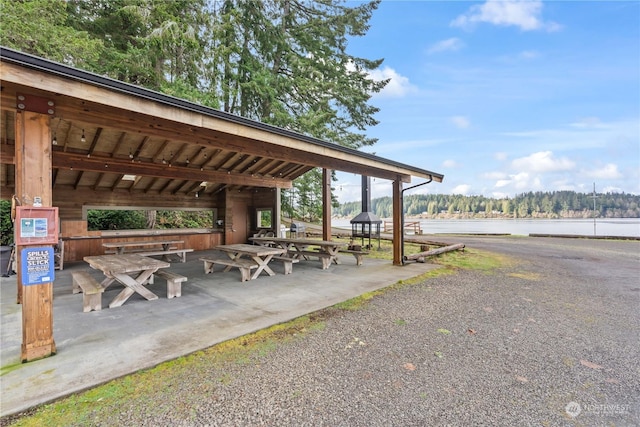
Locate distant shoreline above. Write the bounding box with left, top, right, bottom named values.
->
left=332, top=213, right=640, bottom=221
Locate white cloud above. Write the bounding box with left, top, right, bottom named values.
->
left=494, top=152, right=508, bottom=161
left=550, top=179, right=578, bottom=192
left=482, top=171, right=508, bottom=180
left=499, top=118, right=638, bottom=152
left=442, top=159, right=460, bottom=168
left=511, top=151, right=575, bottom=173
left=518, top=50, right=540, bottom=60
left=585, top=163, right=623, bottom=180
left=602, top=186, right=624, bottom=194
left=491, top=191, right=510, bottom=199
left=368, top=66, right=417, bottom=98
left=451, top=0, right=561, bottom=32
left=492, top=172, right=531, bottom=190
left=452, top=184, right=472, bottom=195
left=570, top=117, right=603, bottom=129
left=495, top=179, right=511, bottom=188
left=450, top=115, right=470, bottom=129
left=427, top=37, right=464, bottom=54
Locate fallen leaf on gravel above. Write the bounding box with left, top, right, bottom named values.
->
left=516, top=376, right=528, bottom=383
left=483, top=307, right=494, bottom=313
left=404, top=363, right=416, bottom=371
left=467, top=329, right=476, bottom=335
left=513, top=328, right=521, bottom=334
left=434, top=351, right=443, bottom=358
left=580, top=359, right=603, bottom=370
left=437, top=328, right=452, bottom=335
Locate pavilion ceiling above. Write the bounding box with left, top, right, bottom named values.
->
left=0, top=108, right=314, bottom=198
left=0, top=110, right=312, bottom=195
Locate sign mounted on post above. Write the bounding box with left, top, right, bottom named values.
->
left=21, top=247, right=55, bottom=285
left=15, top=207, right=58, bottom=245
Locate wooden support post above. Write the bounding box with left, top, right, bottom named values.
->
left=322, top=168, right=332, bottom=241
left=392, top=178, right=403, bottom=265
left=15, top=103, right=57, bottom=361
left=275, top=188, right=282, bottom=238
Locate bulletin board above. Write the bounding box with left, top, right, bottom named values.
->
left=14, top=207, right=59, bottom=245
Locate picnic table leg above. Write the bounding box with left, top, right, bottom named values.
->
left=223, top=253, right=240, bottom=272
left=250, top=255, right=276, bottom=279
left=108, top=271, right=159, bottom=308
left=325, top=248, right=341, bottom=265
left=161, top=243, right=172, bottom=262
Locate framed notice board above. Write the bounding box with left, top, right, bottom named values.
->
left=15, top=207, right=59, bottom=245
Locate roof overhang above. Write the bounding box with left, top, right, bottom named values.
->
left=1, top=47, right=443, bottom=196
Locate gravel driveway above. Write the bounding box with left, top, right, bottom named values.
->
left=7, top=236, right=640, bottom=426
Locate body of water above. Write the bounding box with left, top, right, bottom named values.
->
left=331, top=218, right=640, bottom=237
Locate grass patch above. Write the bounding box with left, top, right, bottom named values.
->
left=508, top=271, right=541, bottom=281
left=333, top=289, right=384, bottom=311
left=430, top=247, right=509, bottom=272
left=0, top=362, right=23, bottom=377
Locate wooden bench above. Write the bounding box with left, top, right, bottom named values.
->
left=200, top=257, right=259, bottom=282
left=139, top=248, right=194, bottom=263
left=271, top=256, right=300, bottom=274
left=71, top=271, right=105, bottom=312
left=104, top=246, right=178, bottom=255
left=153, top=270, right=187, bottom=298
left=289, top=250, right=333, bottom=270
left=339, top=249, right=369, bottom=266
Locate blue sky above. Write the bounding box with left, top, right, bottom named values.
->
left=334, top=0, right=640, bottom=203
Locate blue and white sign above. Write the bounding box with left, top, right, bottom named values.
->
left=21, top=247, right=55, bottom=286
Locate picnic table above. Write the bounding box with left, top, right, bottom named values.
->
left=102, top=240, right=193, bottom=262
left=82, top=254, right=171, bottom=308
left=200, top=244, right=286, bottom=282
left=250, top=237, right=347, bottom=269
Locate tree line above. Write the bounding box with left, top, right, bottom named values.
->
left=334, top=191, right=640, bottom=219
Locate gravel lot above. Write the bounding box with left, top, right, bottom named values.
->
left=6, top=236, right=640, bottom=426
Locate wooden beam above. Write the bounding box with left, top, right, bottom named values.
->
left=322, top=168, right=332, bottom=241
left=392, top=179, right=403, bottom=266
left=52, top=152, right=292, bottom=188
left=85, top=127, right=102, bottom=156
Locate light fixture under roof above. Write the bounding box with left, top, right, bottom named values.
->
left=122, top=174, right=137, bottom=181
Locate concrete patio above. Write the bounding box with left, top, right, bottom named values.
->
left=0, top=249, right=436, bottom=417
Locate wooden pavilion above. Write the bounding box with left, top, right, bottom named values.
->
left=0, top=47, right=443, bottom=361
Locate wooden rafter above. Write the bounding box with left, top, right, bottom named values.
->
left=85, top=127, right=103, bottom=156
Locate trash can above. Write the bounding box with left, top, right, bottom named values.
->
left=280, top=224, right=288, bottom=238
left=290, top=223, right=306, bottom=238
left=0, top=245, right=12, bottom=277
